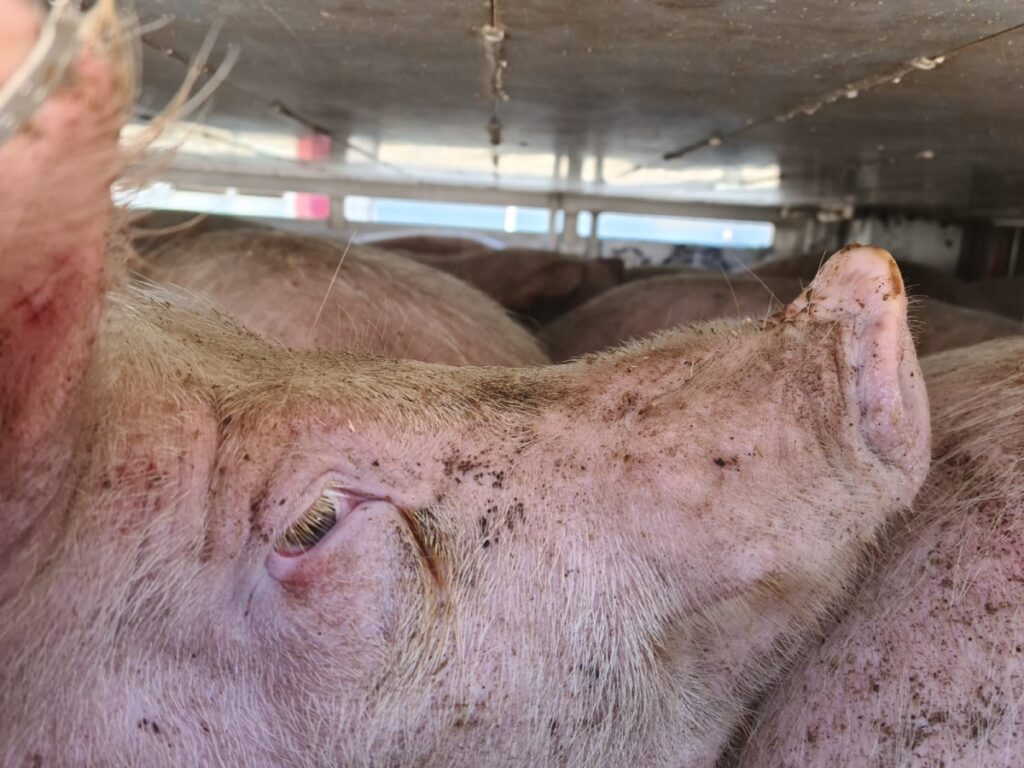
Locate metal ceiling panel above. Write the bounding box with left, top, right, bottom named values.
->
left=134, top=0, right=1024, bottom=215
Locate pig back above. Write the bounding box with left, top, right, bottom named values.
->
left=407, top=248, right=625, bottom=325
left=541, top=274, right=803, bottom=361
left=966, top=276, right=1024, bottom=322
left=910, top=296, right=1024, bottom=357
left=754, top=252, right=975, bottom=306
left=622, top=264, right=708, bottom=282
left=365, top=233, right=494, bottom=257
left=131, top=210, right=271, bottom=254
left=136, top=228, right=549, bottom=366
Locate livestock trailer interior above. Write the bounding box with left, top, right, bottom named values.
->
left=124, top=0, right=1024, bottom=285
left=3, top=2, right=1024, bottom=765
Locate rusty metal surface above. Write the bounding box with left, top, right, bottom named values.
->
left=133, top=0, right=1024, bottom=215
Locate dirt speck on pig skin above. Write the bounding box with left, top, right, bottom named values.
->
left=739, top=337, right=1024, bottom=768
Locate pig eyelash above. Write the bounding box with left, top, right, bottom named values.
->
left=273, top=487, right=348, bottom=557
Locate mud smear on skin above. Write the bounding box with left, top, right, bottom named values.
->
left=398, top=506, right=445, bottom=591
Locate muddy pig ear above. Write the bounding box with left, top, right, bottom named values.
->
left=782, top=245, right=930, bottom=472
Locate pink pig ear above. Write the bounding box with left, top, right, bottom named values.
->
left=0, top=0, right=128, bottom=554
left=782, top=245, right=930, bottom=471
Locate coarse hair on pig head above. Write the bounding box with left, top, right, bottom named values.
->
left=0, top=3, right=930, bottom=767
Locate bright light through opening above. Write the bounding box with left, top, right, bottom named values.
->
left=344, top=197, right=551, bottom=234
left=596, top=212, right=773, bottom=248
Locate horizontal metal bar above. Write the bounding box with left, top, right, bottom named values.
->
left=153, top=157, right=802, bottom=224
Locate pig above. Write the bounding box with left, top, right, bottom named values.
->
left=966, top=275, right=1024, bottom=322
left=542, top=276, right=1023, bottom=363
left=366, top=233, right=497, bottom=257
left=540, top=275, right=805, bottom=362
left=910, top=297, right=1023, bottom=357
left=754, top=252, right=977, bottom=307
left=131, top=208, right=272, bottom=252
left=1, top=3, right=930, bottom=767
left=136, top=228, right=550, bottom=366
left=405, top=247, right=625, bottom=325
left=623, top=264, right=708, bottom=282
left=736, top=336, right=1024, bottom=767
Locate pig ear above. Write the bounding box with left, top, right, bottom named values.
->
left=0, top=0, right=128, bottom=553
left=781, top=245, right=929, bottom=468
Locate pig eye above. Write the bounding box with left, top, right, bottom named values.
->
left=274, top=488, right=346, bottom=557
